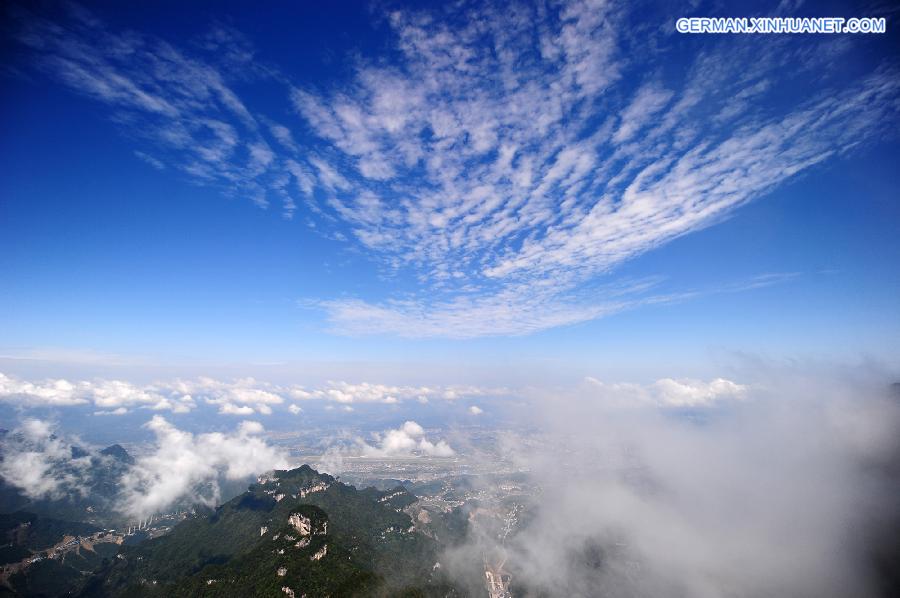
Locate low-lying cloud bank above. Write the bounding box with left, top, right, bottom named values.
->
left=0, top=416, right=288, bottom=520
left=446, top=368, right=900, bottom=597
left=0, top=372, right=195, bottom=412
left=584, top=376, right=747, bottom=408
left=0, top=372, right=503, bottom=416
left=1, top=370, right=742, bottom=417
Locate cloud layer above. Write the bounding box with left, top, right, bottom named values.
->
left=0, top=372, right=195, bottom=413
left=3, top=370, right=747, bottom=416
left=0, top=372, right=500, bottom=415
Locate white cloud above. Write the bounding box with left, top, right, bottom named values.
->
left=0, top=372, right=280, bottom=416
left=289, top=5, right=898, bottom=337
left=612, top=82, right=673, bottom=143
left=469, top=405, right=484, bottom=415
left=120, top=416, right=289, bottom=518
left=359, top=421, right=455, bottom=457
left=0, top=372, right=502, bottom=414
left=12, top=5, right=297, bottom=218
left=649, top=377, right=747, bottom=408
left=290, top=380, right=502, bottom=405
left=179, top=377, right=282, bottom=402
left=219, top=403, right=255, bottom=415
left=584, top=376, right=747, bottom=408
left=157, top=376, right=283, bottom=415
left=0, top=415, right=289, bottom=520
left=0, top=372, right=195, bottom=413
left=12, top=3, right=899, bottom=336
left=0, top=419, right=92, bottom=500
left=94, top=407, right=128, bottom=416
left=0, top=372, right=88, bottom=406
left=0, top=371, right=748, bottom=415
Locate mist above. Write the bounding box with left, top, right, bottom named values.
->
left=443, top=365, right=900, bottom=597
left=2, top=363, right=898, bottom=595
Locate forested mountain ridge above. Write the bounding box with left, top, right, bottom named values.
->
left=79, top=465, right=461, bottom=597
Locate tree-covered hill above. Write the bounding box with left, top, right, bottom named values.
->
left=80, top=465, right=462, bottom=597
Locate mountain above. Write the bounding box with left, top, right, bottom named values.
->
left=0, top=445, right=134, bottom=527
left=0, top=511, right=120, bottom=597
left=0, top=442, right=136, bottom=597
left=79, top=465, right=461, bottom=597
left=98, top=445, right=134, bottom=466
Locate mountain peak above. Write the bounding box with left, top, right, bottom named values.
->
left=100, top=444, right=134, bottom=465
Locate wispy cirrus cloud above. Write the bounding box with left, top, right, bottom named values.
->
left=294, top=2, right=898, bottom=335
left=11, top=1, right=899, bottom=337
left=10, top=4, right=303, bottom=218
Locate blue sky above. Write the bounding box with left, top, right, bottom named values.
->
left=1, top=1, right=899, bottom=433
